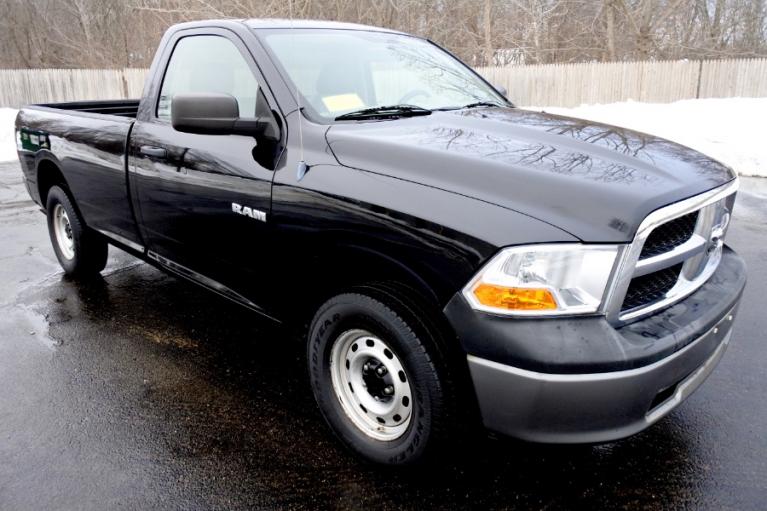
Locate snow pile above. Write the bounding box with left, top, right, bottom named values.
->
left=531, top=98, right=767, bottom=178
left=0, top=108, right=18, bottom=162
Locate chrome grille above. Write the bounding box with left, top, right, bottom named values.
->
left=639, top=211, right=698, bottom=259
left=621, top=263, right=683, bottom=312
left=604, top=180, right=738, bottom=324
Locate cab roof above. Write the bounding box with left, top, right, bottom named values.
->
left=243, top=18, right=407, bottom=35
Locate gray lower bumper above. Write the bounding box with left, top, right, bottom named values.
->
left=468, top=303, right=738, bottom=443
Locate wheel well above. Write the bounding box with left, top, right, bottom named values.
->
left=37, top=159, right=68, bottom=209
left=294, top=249, right=469, bottom=366
left=302, top=250, right=445, bottom=319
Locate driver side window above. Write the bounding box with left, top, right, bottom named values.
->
left=157, top=35, right=260, bottom=121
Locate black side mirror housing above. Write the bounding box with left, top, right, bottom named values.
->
left=171, top=92, right=278, bottom=140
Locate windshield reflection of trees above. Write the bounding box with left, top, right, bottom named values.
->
left=384, top=40, right=493, bottom=104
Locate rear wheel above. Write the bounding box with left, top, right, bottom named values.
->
left=46, top=186, right=108, bottom=277
left=308, top=291, right=456, bottom=465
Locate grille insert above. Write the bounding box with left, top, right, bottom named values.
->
left=640, top=212, right=698, bottom=259
left=622, top=263, right=683, bottom=312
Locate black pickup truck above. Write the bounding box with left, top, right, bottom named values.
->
left=15, top=19, right=746, bottom=465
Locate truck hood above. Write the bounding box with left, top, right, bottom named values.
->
left=325, top=107, right=735, bottom=242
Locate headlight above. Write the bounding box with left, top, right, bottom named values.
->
left=463, top=244, right=622, bottom=316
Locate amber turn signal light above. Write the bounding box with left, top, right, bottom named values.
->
left=473, top=283, right=558, bottom=311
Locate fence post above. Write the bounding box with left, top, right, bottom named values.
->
left=121, top=69, right=131, bottom=99
left=695, top=60, right=703, bottom=99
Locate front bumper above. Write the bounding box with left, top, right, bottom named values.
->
left=445, top=247, right=746, bottom=443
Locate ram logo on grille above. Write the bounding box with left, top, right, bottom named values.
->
left=708, top=211, right=730, bottom=255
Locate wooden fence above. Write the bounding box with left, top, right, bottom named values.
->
left=1, top=58, right=766, bottom=108
left=0, top=68, right=147, bottom=108
left=478, top=58, right=767, bottom=107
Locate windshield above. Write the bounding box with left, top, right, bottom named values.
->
left=259, top=29, right=509, bottom=122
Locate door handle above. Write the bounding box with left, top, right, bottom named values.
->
left=139, top=145, right=167, bottom=158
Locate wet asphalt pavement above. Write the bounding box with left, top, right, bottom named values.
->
left=0, top=159, right=765, bottom=510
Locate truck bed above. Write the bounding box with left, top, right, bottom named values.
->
left=35, top=99, right=140, bottom=118
left=16, top=102, right=142, bottom=248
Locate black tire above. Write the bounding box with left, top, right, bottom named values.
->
left=307, top=290, right=455, bottom=465
left=46, top=185, right=108, bottom=277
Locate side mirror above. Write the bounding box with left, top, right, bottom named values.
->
left=171, top=92, right=277, bottom=139
left=494, top=84, right=508, bottom=98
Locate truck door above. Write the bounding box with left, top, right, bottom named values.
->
left=128, top=29, right=281, bottom=313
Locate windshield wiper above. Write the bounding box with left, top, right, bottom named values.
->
left=335, top=104, right=432, bottom=121
left=433, top=101, right=506, bottom=112
left=461, top=101, right=504, bottom=109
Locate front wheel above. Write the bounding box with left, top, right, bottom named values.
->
left=46, top=185, right=108, bottom=277
left=307, top=291, right=455, bottom=465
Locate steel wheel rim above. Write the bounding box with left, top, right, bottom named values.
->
left=52, top=204, right=75, bottom=260
left=330, top=329, right=413, bottom=441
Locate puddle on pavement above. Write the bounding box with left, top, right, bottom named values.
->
left=0, top=303, right=59, bottom=349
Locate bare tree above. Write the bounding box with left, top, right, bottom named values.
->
left=0, top=0, right=765, bottom=68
